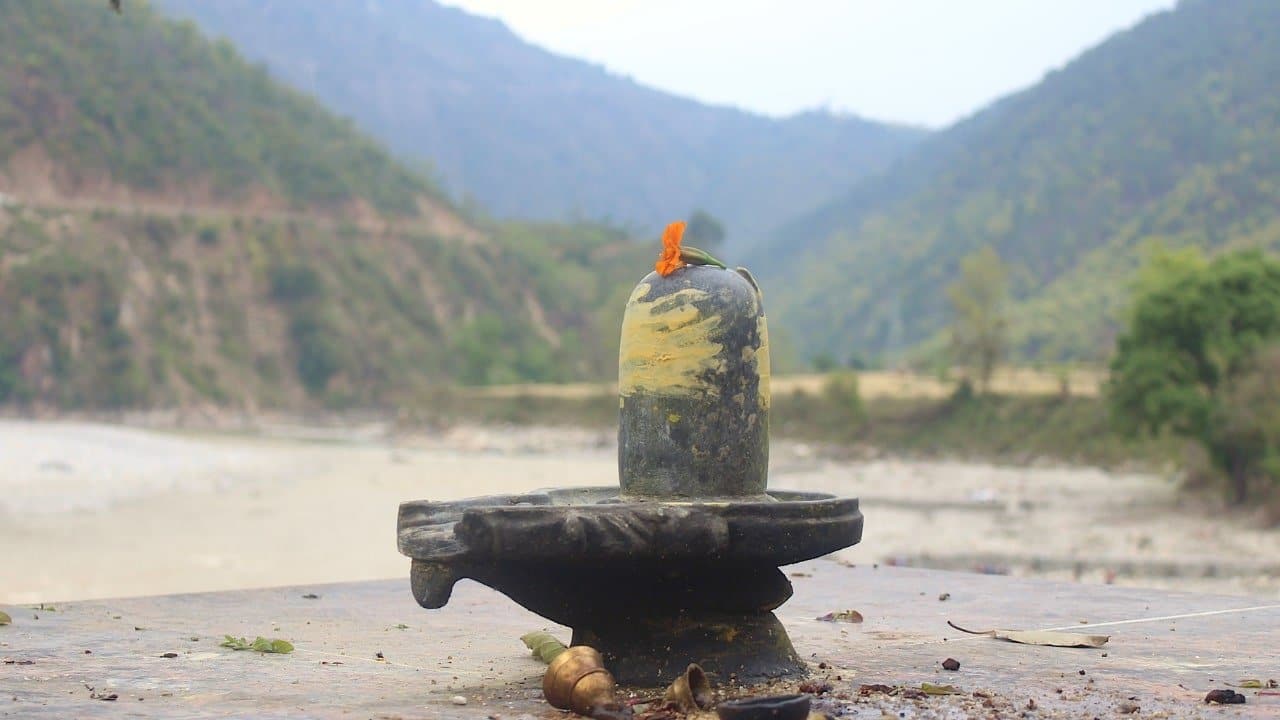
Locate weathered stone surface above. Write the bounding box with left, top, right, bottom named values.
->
left=397, top=488, right=862, bottom=566
left=4, top=562, right=1278, bottom=719
left=618, top=265, right=770, bottom=499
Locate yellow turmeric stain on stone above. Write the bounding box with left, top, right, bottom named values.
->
left=756, top=314, right=771, bottom=409
left=618, top=283, right=726, bottom=398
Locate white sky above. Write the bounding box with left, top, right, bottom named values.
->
left=444, top=0, right=1177, bottom=128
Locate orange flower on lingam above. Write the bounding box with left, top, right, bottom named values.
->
left=655, top=221, right=687, bottom=276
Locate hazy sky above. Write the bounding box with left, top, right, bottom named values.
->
left=445, top=0, right=1177, bottom=128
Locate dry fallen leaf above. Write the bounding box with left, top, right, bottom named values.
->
left=817, top=610, right=864, bottom=623
left=995, top=630, right=1110, bottom=647
left=947, top=621, right=1109, bottom=648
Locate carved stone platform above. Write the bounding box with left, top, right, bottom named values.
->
left=397, top=487, right=863, bottom=684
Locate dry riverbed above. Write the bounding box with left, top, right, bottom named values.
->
left=1, top=419, right=1277, bottom=604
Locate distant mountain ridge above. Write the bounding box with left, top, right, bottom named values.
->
left=755, top=0, right=1280, bottom=364
left=155, top=0, right=927, bottom=249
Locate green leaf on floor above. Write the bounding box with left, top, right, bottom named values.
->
left=220, top=635, right=293, bottom=654
left=520, top=630, right=567, bottom=664
left=220, top=635, right=251, bottom=650
left=0, top=611, right=11, bottom=626
left=253, top=638, right=294, bottom=654
left=921, top=683, right=962, bottom=695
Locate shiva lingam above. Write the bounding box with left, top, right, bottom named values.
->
left=397, top=222, right=863, bottom=686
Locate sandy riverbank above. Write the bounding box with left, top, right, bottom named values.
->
left=1, top=419, right=1277, bottom=605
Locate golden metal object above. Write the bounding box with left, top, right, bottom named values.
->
left=543, top=646, right=618, bottom=715
left=663, top=662, right=712, bottom=712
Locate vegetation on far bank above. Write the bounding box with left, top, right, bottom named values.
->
left=435, top=379, right=1179, bottom=472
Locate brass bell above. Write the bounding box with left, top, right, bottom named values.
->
left=543, top=646, right=619, bottom=715
left=663, top=663, right=712, bottom=712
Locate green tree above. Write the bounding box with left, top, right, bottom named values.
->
left=1210, top=345, right=1280, bottom=503
left=1107, top=248, right=1280, bottom=504
left=947, top=245, right=1008, bottom=393
left=289, top=307, right=344, bottom=395
left=820, top=370, right=865, bottom=426
left=451, top=314, right=510, bottom=386
left=845, top=353, right=872, bottom=371
left=685, top=210, right=726, bottom=252
left=810, top=352, right=838, bottom=373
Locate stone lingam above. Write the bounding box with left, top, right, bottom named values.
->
left=396, top=223, right=863, bottom=687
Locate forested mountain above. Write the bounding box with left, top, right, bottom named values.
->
left=155, top=0, right=926, bottom=250
left=0, top=0, right=649, bottom=409
left=0, top=0, right=438, bottom=217
left=757, top=0, right=1280, bottom=364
